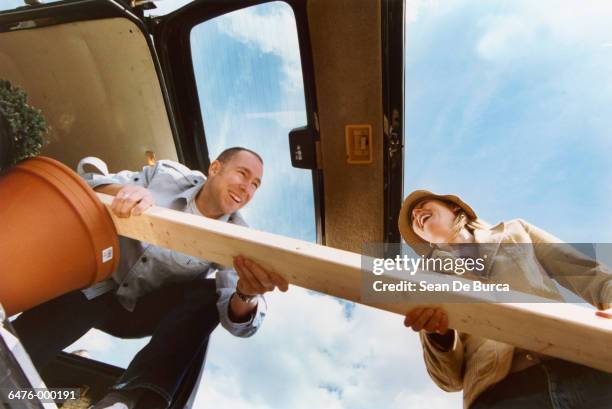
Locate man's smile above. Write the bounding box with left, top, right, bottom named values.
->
left=228, top=191, right=243, bottom=204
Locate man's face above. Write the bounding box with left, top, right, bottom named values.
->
left=207, top=150, right=263, bottom=215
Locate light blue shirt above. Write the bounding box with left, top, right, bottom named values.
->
left=78, top=157, right=266, bottom=338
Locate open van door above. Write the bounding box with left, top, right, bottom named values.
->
left=0, top=0, right=404, bottom=407
left=0, top=1, right=198, bottom=407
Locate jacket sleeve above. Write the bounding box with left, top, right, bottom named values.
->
left=419, top=330, right=465, bottom=392
left=213, top=212, right=268, bottom=337
left=519, top=219, right=612, bottom=310
left=215, top=266, right=267, bottom=337
left=77, top=156, right=158, bottom=190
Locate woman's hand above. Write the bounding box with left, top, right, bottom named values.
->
left=404, top=307, right=450, bottom=335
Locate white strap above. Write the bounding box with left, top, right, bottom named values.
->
left=77, top=156, right=109, bottom=176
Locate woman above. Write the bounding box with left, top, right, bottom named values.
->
left=398, top=190, right=612, bottom=409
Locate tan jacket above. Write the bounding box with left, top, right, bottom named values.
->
left=419, top=219, right=612, bottom=408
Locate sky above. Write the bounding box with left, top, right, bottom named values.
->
left=403, top=0, right=612, bottom=244
left=2, top=0, right=612, bottom=408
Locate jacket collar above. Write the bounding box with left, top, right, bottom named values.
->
left=176, top=175, right=206, bottom=203
left=473, top=221, right=506, bottom=277
left=473, top=220, right=506, bottom=243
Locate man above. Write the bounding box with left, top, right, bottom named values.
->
left=13, top=147, right=289, bottom=409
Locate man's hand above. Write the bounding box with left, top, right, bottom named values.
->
left=110, top=185, right=155, bottom=217
left=228, top=256, right=289, bottom=323
left=233, top=256, right=289, bottom=296
left=404, top=307, right=450, bottom=335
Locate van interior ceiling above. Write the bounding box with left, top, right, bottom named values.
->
left=0, top=17, right=177, bottom=171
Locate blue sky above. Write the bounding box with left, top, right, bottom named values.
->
left=3, top=1, right=612, bottom=408
left=403, top=0, right=612, bottom=244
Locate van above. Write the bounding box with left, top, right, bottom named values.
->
left=0, top=1, right=404, bottom=407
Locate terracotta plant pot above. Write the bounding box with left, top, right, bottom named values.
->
left=0, top=156, right=119, bottom=316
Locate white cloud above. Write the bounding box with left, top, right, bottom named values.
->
left=406, top=0, right=461, bottom=21
left=194, top=288, right=461, bottom=409
left=245, top=110, right=306, bottom=129
left=406, top=0, right=434, bottom=23
left=520, top=1, right=612, bottom=46
left=216, top=4, right=303, bottom=94
left=476, top=15, right=536, bottom=62
left=150, top=0, right=305, bottom=108
left=408, top=0, right=612, bottom=60
left=472, top=1, right=612, bottom=62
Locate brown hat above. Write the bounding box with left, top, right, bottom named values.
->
left=398, top=190, right=477, bottom=249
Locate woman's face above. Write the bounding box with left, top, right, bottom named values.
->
left=411, top=199, right=458, bottom=244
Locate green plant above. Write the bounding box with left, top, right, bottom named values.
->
left=0, top=79, right=48, bottom=172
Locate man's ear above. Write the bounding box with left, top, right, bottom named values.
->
left=208, top=160, right=222, bottom=177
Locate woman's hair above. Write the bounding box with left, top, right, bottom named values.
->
left=449, top=204, right=470, bottom=238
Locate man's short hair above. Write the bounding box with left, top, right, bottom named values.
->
left=215, top=147, right=263, bottom=165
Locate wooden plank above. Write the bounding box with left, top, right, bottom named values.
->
left=96, top=193, right=612, bottom=372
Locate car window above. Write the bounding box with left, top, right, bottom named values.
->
left=190, top=1, right=315, bottom=242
